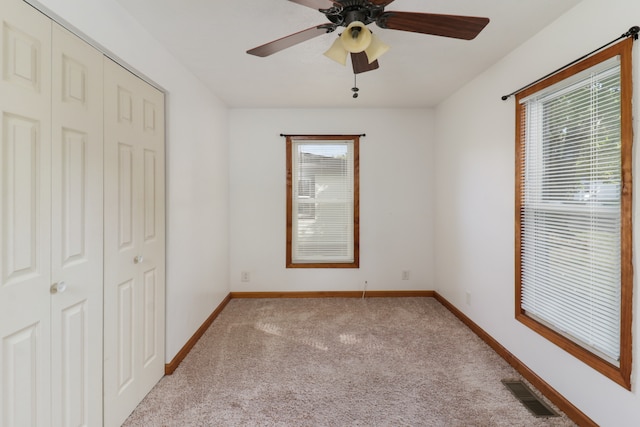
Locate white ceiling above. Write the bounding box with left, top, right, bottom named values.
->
left=114, top=0, right=581, bottom=108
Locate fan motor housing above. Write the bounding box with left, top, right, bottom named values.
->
left=322, top=0, right=385, bottom=27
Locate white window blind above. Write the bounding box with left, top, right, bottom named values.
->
left=291, top=140, right=354, bottom=263
left=519, top=56, right=622, bottom=363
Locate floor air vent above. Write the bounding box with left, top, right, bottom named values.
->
left=502, top=380, right=560, bottom=418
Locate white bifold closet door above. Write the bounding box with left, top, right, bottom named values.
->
left=0, top=2, right=52, bottom=424
left=1, top=0, right=104, bottom=425
left=50, top=22, right=104, bottom=427
left=103, top=57, right=165, bottom=427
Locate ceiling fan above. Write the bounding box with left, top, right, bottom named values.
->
left=247, top=0, right=490, bottom=74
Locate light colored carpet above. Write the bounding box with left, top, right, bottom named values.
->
left=123, top=297, right=576, bottom=426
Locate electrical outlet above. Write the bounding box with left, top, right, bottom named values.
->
left=241, top=271, right=250, bottom=282
left=466, top=291, right=471, bottom=305
left=401, top=270, right=410, bottom=280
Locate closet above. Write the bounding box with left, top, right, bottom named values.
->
left=0, top=0, right=165, bottom=425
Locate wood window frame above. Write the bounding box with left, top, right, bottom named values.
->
left=286, top=135, right=360, bottom=268
left=515, top=38, right=633, bottom=390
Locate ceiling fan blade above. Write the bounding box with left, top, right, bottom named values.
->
left=351, top=52, right=379, bottom=74
left=377, top=12, right=489, bottom=40
left=288, top=0, right=339, bottom=10
left=367, top=0, right=396, bottom=6
left=247, top=24, right=335, bottom=57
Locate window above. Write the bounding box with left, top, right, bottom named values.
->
left=286, top=135, right=360, bottom=268
left=515, top=39, right=633, bottom=389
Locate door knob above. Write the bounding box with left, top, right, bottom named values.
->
left=134, top=255, right=144, bottom=264
left=50, top=281, right=67, bottom=294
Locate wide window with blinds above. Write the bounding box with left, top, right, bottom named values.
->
left=515, top=39, right=633, bottom=389
left=286, top=135, right=360, bottom=268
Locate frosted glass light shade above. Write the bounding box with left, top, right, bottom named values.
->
left=324, top=37, right=348, bottom=65
left=364, top=33, right=390, bottom=63
left=340, top=21, right=372, bottom=53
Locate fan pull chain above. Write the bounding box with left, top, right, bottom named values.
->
left=352, top=74, right=359, bottom=98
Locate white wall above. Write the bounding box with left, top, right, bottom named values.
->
left=434, top=0, right=640, bottom=425
left=32, top=0, right=231, bottom=363
left=229, top=109, right=434, bottom=293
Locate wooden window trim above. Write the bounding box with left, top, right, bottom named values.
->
left=514, top=38, right=633, bottom=390
left=286, top=135, right=360, bottom=268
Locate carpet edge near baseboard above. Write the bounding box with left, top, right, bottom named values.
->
left=164, top=290, right=596, bottom=427
left=433, top=292, right=597, bottom=427
left=230, top=290, right=436, bottom=299
left=165, top=293, right=232, bottom=375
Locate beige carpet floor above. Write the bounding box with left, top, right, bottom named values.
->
left=123, top=297, right=576, bottom=426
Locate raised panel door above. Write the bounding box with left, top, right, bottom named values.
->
left=50, top=23, right=103, bottom=427
left=0, top=0, right=52, bottom=425
left=138, top=80, right=165, bottom=385
left=103, top=57, right=165, bottom=427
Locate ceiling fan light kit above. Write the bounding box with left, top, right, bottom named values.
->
left=247, top=0, right=490, bottom=95
left=323, top=21, right=390, bottom=66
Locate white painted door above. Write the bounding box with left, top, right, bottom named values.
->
left=103, top=57, right=165, bottom=427
left=50, top=23, right=104, bottom=427
left=0, top=0, right=52, bottom=425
